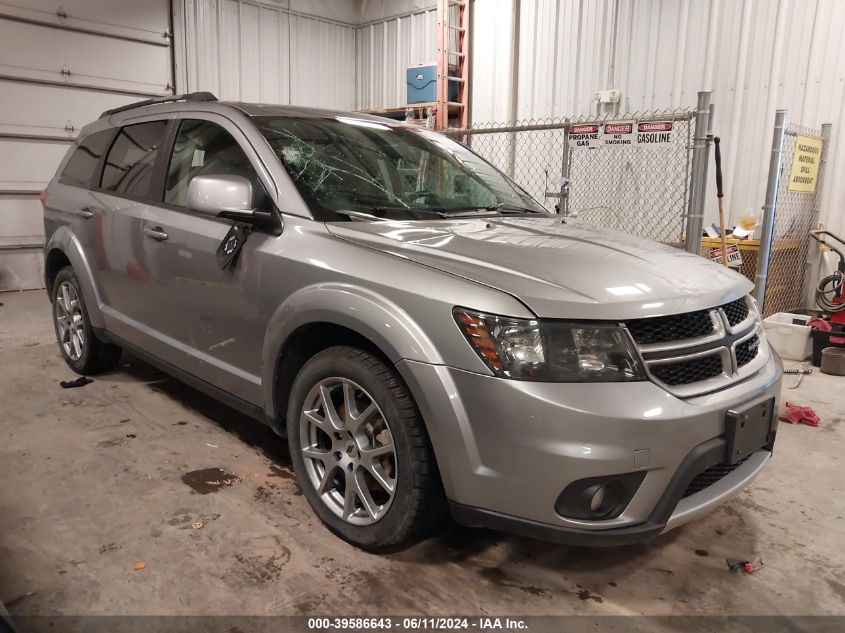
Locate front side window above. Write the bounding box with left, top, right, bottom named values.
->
left=59, top=129, right=114, bottom=188
left=165, top=119, right=269, bottom=210
left=252, top=116, right=546, bottom=221
left=101, top=121, right=168, bottom=196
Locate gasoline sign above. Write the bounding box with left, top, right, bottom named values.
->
left=602, top=122, right=635, bottom=147
left=708, top=244, right=743, bottom=269
left=788, top=135, right=823, bottom=193
left=637, top=121, right=673, bottom=146
left=569, top=124, right=600, bottom=149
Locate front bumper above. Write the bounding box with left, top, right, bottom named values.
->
left=396, top=353, right=782, bottom=545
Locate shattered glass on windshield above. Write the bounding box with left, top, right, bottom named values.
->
left=252, top=116, right=546, bottom=221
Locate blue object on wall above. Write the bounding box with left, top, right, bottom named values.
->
left=406, top=64, right=459, bottom=104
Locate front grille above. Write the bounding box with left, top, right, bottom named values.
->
left=682, top=455, right=751, bottom=498
left=650, top=354, right=724, bottom=386
left=735, top=335, right=760, bottom=367
left=722, top=298, right=749, bottom=327
left=625, top=309, right=714, bottom=345
left=625, top=295, right=759, bottom=394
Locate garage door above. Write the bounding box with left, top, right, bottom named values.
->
left=0, top=0, right=173, bottom=291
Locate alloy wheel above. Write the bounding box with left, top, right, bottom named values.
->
left=299, top=377, right=397, bottom=525
left=55, top=281, right=84, bottom=361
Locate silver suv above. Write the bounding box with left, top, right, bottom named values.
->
left=43, top=93, right=782, bottom=550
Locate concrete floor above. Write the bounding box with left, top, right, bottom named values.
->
left=1, top=288, right=844, bottom=618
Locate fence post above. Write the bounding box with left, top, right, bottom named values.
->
left=684, top=91, right=712, bottom=254
left=754, top=109, right=788, bottom=307
left=803, top=122, right=833, bottom=304
left=558, top=120, right=571, bottom=215
left=814, top=123, right=833, bottom=223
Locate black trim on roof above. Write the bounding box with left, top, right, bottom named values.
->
left=99, top=92, right=218, bottom=119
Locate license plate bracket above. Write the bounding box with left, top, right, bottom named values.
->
left=725, top=398, right=775, bottom=464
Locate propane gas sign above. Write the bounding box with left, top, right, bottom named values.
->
left=788, top=135, right=823, bottom=193
left=636, top=121, right=673, bottom=146
left=568, top=124, right=601, bottom=149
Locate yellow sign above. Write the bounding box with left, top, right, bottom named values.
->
left=788, top=135, right=823, bottom=193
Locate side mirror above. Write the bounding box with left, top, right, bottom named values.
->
left=187, top=174, right=256, bottom=222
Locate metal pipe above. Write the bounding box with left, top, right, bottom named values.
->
left=754, top=109, right=788, bottom=307
left=506, top=0, right=521, bottom=178
left=559, top=119, right=571, bottom=216
left=804, top=122, right=833, bottom=305
left=607, top=0, right=620, bottom=88
left=446, top=110, right=694, bottom=136
left=684, top=90, right=712, bottom=254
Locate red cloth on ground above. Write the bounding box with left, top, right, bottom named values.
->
left=778, top=402, right=820, bottom=427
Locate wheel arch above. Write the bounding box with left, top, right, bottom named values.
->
left=44, top=248, right=71, bottom=295
left=261, top=283, right=443, bottom=422
left=43, top=228, right=106, bottom=328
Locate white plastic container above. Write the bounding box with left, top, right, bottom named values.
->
left=763, top=312, right=813, bottom=360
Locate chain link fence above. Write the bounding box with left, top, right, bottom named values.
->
left=759, top=122, right=828, bottom=317
left=445, top=107, right=697, bottom=245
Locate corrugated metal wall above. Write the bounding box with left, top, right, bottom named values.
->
left=355, top=6, right=438, bottom=110
left=472, top=0, right=845, bottom=237
left=178, top=0, right=357, bottom=109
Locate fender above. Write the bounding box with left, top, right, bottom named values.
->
left=261, top=282, right=443, bottom=419
left=44, top=227, right=106, bottom=329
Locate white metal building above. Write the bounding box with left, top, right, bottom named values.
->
left=2, top=0, right=844, bottom=290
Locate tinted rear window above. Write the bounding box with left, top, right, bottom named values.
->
left=59, top=129, right=114, bottom=187
left=102, top=121, right=168, bottom=197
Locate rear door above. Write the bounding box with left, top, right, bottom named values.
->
left=134, top=115, right=276, bottom=404
left=90, top=119, right=171, bottom=344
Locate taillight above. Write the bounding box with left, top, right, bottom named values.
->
left=39, top=190, right=48, bottom=209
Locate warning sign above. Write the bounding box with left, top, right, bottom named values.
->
left=636, top=121, right=673, bottom=146
left=569, top=124, right=600, bottom=149
left=708, top=244, right=743, bottom=268
left=602, top=122, right=635, bottom=147
left=788, top=135, right=823, bottom=193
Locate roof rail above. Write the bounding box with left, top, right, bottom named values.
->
left=99, top=91, right=218, bottom=119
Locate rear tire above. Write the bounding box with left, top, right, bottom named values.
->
left=51, top=267, right=121, bottom=375
left=287, top=345, right=444, bottom=551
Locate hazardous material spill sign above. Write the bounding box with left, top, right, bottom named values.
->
left=788, top=135, right=823, bottom=193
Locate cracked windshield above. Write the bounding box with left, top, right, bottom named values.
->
left=253, top=116, right=546, bottom=221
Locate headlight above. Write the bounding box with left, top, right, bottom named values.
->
left=453, top=308, right=646, bottom=382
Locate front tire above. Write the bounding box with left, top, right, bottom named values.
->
left=287, top=346, right=444, bottom=551
left=51, top=267, right=121, bottom=374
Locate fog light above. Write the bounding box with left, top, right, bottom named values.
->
left=555, top=472, right=646, bottom=520
left=589, top=485, right=606, bottom=512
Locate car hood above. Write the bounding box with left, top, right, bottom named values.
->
left=327, top=216, right=753, bottom=319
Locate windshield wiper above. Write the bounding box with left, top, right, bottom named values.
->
left=418, top=204, right=544, bottom=216
left=486, top=203, right=546, bottom=214
left=334, top=207, right=448, bottom=221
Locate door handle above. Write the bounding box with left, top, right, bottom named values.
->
left=143, top=226, right=168, bottom=241
left=76, top=206, right=93, bottom=219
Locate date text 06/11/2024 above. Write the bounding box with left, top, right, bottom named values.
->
left=306, top=617, right=529, bottom=630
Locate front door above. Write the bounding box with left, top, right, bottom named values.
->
left=137, top=117, right=277, bottom=405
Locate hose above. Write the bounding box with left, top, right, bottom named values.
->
left=809, top=229, right=845, bottom=312
left=815, top=271, right=845, bottom=312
